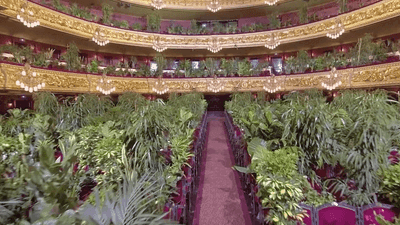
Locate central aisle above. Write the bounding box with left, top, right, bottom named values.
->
left=193, top=116, right=252, bottom=225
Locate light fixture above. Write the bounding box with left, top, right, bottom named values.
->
left=152, top=36, right=167, bottom=52
left=263, top=75, right=283, bottom=93
left=17, top=1, right=40, bottom=28
left=207, top=75, right=224, bottom=93
left=264, top=0, right=279, bottom=5
left=263, top=66, right=283, bottom=93
left=207, top=0, right=221, bottom=13
left=265, top=33, right=281, bottom=50
left=321, top=67, right=342, bottom=90
left=152, top=76, right=169, bottom=95
left=151, top=0, right=165, bottom=10
left=96, top=74, right=116, bottom=95
left=16, top=63, right=45, bottom=93
left=326, top=19, right=345, bottom=39
left=207, top=37, right=222, bottom=53
left=92, top=27, right=109, bottom=46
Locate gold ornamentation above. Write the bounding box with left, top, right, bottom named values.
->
left=17, top=0, right=40, bottom=28
left=92, top=27, right=109, bottom=46
left=265, top=33, right=280, bottom=49
left=151, top=0, right=165, bottom=10
left=207, top=0, right=221, bottom=12
left=321, top=67, right=342, bottom=90
left=152, top=76, right=169, bottom=94
left=326, top=19, right=345, bottom=39
left=0, top=0, right=399, bottom=49
left=16, top=63, right=45, bottom=92
left=1, top=62, right=400, bottom=93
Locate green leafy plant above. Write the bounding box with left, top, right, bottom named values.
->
left=299, top=5, right=309, bottom=24
left=131, top=22, right=143, bottom=31
left=203, top=58, right=219, bottom=77
left=337, top=0, right=348, bottom=13
left=154, top=54, right=167, bottom=77
left=112, top=20, right=129, bottom=29
left=52, top=0, right=68, bottom=12
left=68, top=3, right=94, bottom=21
left=87, top=59, right=100, bottom=73
left=101, top=3, right=114, bottom=25
left=237, top=59, right=252, bottom=76
left=347, top=34, right=388, bottom=66
left=378, top=163, right=400, bottom=208
left=32, top=48, right=54, bottom=68
left=268, top=13, right=281, bottom=29
left=61, top=42, right=81, bottom=71
left=376, top=214, right=400, bottom=225
left=147, top=13, right=161, bottom=32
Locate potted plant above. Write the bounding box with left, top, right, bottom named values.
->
left=61, top=42, right=81, bottom=71
left=101, top=3, right=113, bottom=25
left=147, top=12, right=161, bottom=32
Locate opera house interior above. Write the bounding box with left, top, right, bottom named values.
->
left=0, top=0, right=400, bottom=224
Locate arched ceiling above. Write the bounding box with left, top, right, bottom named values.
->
left=73, top=0, right=333, bottom=20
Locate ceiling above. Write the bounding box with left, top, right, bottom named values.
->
left=73, top=0, right=333, bottom=20
left=1, top=14, right=400, bottom=58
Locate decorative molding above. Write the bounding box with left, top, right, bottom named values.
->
left=0, top=0, right=400, bottom=49
left=122, top=0, right=269, bottom=9
left=1, top=62, right=400, bottom=94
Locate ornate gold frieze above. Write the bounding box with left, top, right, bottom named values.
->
left=1, top=0, right=400, bottom=49
left=1, top=61, right=400, bottom=94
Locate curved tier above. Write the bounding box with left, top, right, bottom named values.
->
left=1, top=60, right=399, bottom=94
left=1, top=0, right=399, bottom=50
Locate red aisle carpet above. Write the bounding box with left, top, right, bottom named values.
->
left=193, top=117, right=252, bottom=225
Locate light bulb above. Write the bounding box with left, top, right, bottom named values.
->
left=22, top=71, right=26, bottom=76
left=34, top=87, right=37, bottom=91
left=21, top=83, right=25, bottom=88
left=32, top=72, right=36, bottom=77
left=29, top=87, right=33, bottom=92
left=41, top=83, right=45, bottom=87
left=16, top=80, right=20, bottom=85
left=24, top=86, right=28, bottom=91
left=38, top=84, right=41, bottom=89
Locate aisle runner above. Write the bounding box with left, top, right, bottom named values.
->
left=193, top=118, right=252, bottom=225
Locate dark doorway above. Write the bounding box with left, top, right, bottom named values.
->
left=204, top=94, right=230, bottom=111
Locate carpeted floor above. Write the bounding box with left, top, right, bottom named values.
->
left=193, top=117, right=252, bottom=225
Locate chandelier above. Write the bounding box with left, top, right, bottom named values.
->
left=207, top=0, right=221, bottom=13
left=263, top=74, right=283, bottom=93
left=96, top=74, right=115, bottom=95
left=17, top=1, right=40, bottom=28
left=152, top=76, right=169, bottom=95
left=326, top=19, right=345, bottom=39
left=264, top=0, right=279, bottom=5
left=151, top=0, right=165, bottom=10
left=92, top=27, right=109, bottom=46
left=152, top=37, right=167, bottom=52
left=321, top=67, right=342, bottom=90
left=207, top=37, right=222, bottom=53
left=16, top=63, right=45, bottom=93
left=265, top=33, right=281, bottom=50
left=207, top=76, right=224, bottom=93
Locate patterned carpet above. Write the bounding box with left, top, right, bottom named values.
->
left=193, top=113, right=252, bottom=225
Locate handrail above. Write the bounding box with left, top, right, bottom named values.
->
left=0, top=0, right=399, bottom=49
left=2, top=61, right=400, bottom=94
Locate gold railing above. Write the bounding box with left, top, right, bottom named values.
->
left=1, top=61, right=400, bottom=94
left=0, top=0, right=400, bottom=49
